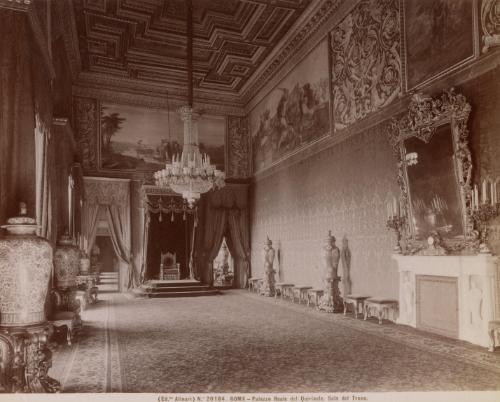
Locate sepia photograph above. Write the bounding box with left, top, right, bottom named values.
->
left=0, top=0, right=500, bottom=401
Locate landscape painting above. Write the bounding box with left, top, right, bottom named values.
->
left=249, top=39, right=330, bottom=174
left=99, top=103, right=226, bottom=172
left=404, top=0, right=475, bottom=90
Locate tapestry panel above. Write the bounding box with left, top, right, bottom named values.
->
left=330, top=0, right=401, bottom=131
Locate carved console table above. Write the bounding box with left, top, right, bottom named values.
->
left=393, top=254, right=500, bottom=347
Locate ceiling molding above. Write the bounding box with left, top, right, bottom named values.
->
left=57, top=0, right=367, bottom=112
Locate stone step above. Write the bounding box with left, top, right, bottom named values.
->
left=149, top=285, right=211, bottom=292
left=150, top=281, right=204, bottom=288
left=147, top=289, right=220, bottom=298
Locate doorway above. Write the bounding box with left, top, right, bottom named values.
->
left=213, top=238, right=235, bottom=288
left=93, top=235, right=120, bottom=293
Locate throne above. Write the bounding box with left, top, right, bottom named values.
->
left=160, top=251, right=180, bottom=280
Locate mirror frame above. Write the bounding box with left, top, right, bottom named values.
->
left=387, top=88, right=478, bottom=254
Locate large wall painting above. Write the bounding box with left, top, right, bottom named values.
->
left=249, top=39, right=330, bottom=174
left=99, top=103, right=226, bottom=172
left=329, top=0, right=401, bottom=132
left=404, top=0, right=476, bottom=91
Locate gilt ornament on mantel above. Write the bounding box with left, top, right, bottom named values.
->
left=318, top=231, right=343, bottom=313
left=260, top=237, right=276, bottom=297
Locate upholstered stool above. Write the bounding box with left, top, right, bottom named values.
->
left=364, top=298, right=398, bottom=324
left=275, top=283, right=293, bottom=299
left=50, top=311, right=82, bottom=346
left=307, top=289, right=324, bottom=308
left=488, top=320, right=500, bottom=352
left=275, top=283, right=295, bottom=300
left=343, top=295, right=370, bottom=319
left=292, top=286, right=312, bottom=304
left=248, top=278, right=262, bottom=292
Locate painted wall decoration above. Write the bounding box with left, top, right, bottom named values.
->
left=99, top=103, right=226, bottom=172
left=329, top=0, right=401, bottom=132
left=249, top=39, right=330, bottom=174
left=227, top=116, right=251, bottom=178
left=74, top=97, right=98, bottom=171
left=404, top=0, right=476, bottom=90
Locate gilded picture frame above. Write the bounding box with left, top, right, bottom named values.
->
left=387, top=88, right=477, bottom=254
left=403, top=0, right=479, bottom=91
left=97, top=101, right=226, bottom=175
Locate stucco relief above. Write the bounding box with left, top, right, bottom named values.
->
left=468, top=275, right=484, bottom=327
left=329, top=0, right=401, bottom=131
left=227, top=116, right=250, bottom=178
left=74, top=97, right=98, bottom=171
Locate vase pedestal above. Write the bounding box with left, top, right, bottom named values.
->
left=318, top=277, right=343, bottom=313
left=0, top=323, right=60, bottom=393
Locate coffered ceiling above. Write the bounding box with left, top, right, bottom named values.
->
left=71, top=0, right=311, bottom=101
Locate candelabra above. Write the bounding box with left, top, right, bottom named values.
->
left=471, top=202, right=499, bottom=254
left=386, top=215, right=406, bottom=254
left=471, top=179, right=499, bottom=254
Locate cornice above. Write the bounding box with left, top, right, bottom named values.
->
left=73, top=84, right=245, bottom=117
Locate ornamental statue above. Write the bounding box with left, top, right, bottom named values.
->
left=318, top=231, right=343, bottom=312
left=260, top=236, right=276, bottom=297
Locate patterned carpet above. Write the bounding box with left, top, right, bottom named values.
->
left=50, top=289, right=500, bottom=393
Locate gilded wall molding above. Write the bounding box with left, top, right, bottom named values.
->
left=481, top=0, right=500, bottom=53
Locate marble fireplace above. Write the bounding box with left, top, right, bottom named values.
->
left=393, top=254, right=500, bottom=347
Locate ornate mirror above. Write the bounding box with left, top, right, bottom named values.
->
left=388, top=89, right=477, bottom=254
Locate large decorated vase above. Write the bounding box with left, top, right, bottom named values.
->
left=54, top=233, right=80, bottom=289
left=0, top=203, right=52, bottom=327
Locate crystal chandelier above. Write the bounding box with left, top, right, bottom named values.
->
left=153, top=0, right=225, bottom=207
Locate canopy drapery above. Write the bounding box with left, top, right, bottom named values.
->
left=140, top=192, right=198, bottom=282
left=82, top=177, right=136, bottom=290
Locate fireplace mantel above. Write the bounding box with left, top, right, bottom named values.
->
left=392, top=254, right=499, bottom=347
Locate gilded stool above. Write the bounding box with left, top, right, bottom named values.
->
left=248, top=278, right=262, bottom=293
left=343, top=295, right=370, bottom=319
left=307, top=289, right=324, bottom=308
left=292, top=286, right=312, bottom=304
left=364, top=298, right=398, bottom=324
